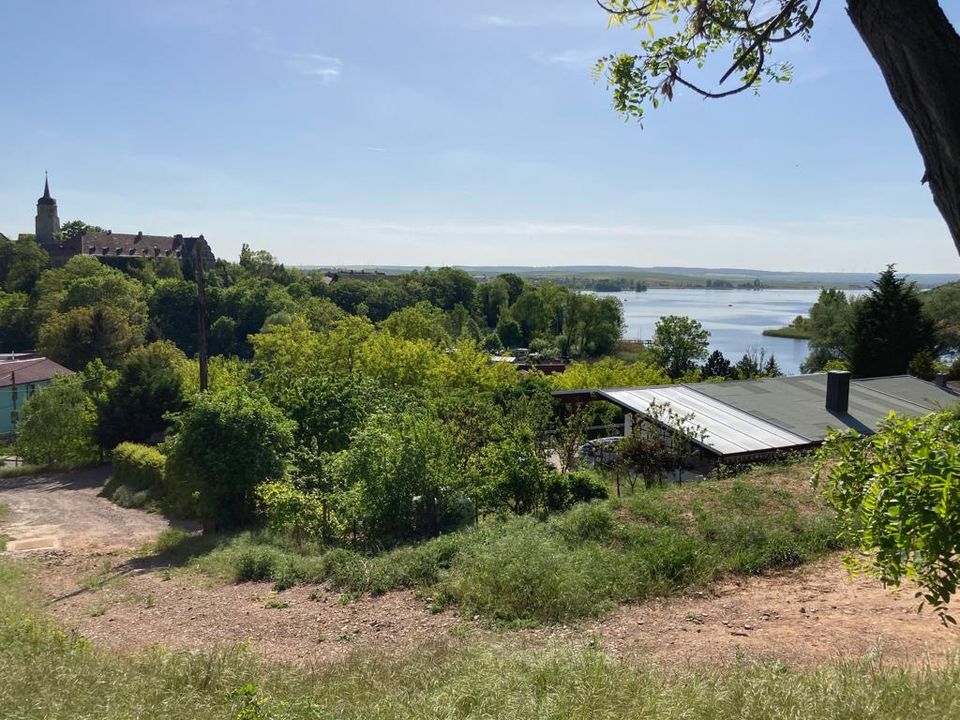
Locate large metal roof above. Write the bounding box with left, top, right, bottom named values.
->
left=695, top=374, right=956, bottom=441
left=592, top=374, right=959, bottom=458
left=600, top=386, right=811, bottom=456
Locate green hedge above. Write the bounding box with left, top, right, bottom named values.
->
left=103, top=443, right=166, bottom=510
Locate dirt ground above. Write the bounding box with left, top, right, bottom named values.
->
left=4, top=468, right=960, bottom=669
left=0, top=468, right=188, bottom=552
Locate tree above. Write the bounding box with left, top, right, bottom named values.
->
left=618, top=400, right=708, bottom=488
left=817, top=411, right=960, bottom=622
left=96, top=342, right=186, bottom=449
left=648, top=315, right=710, bottom=379
left=380, top=301, right=451, bottom=345
left=922, top=281, right=960, bottom=353
left=764, top=355, right=782, bottom=377
left=510, top=289, right=547, bottom=344
left=595, top=1, right=960, bottom=258
left=496, top=313, right=523, bottom=349
left=802, top=288, right=855, bottom=373
left=332, top=408, right=466, bottom=544
left=165, top=387, right=295, bottom=532
left=0, top=292, right=36, bottom=351
left=16, top=374, right=98, bottom=465
left=4, top=238, right=48, bottom=294
left=38, top=304, right=143, bottom=370
left=848, top=266, right=936, bottom=378
left=56, top=220, right=103, bottom=244
left=475, top=423, right=552, bottom=515
left=148, top=279, right=198, bottom=354
left=701, top=349, right=733, bottom=379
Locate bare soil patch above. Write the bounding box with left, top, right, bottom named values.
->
left=0, top=467, right=190, bottom=552
left=4, top=468, right=958, bottom=669
left=573, top=556, right=960, bottom=668
left=26, top=550, right=960, bottom=669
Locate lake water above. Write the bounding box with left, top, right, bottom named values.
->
left=595, top=289, right=829, bottom=376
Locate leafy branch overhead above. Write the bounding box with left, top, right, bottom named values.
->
left=595, top=0, right=820, bottom=119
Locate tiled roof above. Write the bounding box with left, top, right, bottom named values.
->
left=80, top=231, right=196, bottom=259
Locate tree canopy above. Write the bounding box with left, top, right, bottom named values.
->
left=595, top=0, right=960, bottom=258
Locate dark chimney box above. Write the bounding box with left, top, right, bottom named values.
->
left=826, top=370, right=851, bottom=413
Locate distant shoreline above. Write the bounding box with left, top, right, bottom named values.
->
left=298, top=265, right=958, bottom=291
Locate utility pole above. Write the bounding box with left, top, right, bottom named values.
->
left=194, top=241, right=209, bottom=392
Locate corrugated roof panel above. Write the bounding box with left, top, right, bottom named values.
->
left=600, top=386, right=811, bottom=456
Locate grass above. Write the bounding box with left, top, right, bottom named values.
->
left=762, top=326, right=814, bottom=340
left=1, top=561, right=959, bottom=720
left=147, top=462, right=841, bottom=624
left=0, top=464, right=50, bottom=480
left=0, top=504, right=8, bottom=552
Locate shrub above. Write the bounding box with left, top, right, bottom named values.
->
left=164, top=387, right=295, bottom=532
left=103, top=442, right=166, bottom=509
left=96, top=341, right=186, bottom=450
left=566, top=471, right=609, bottom=504
left=256, top=481, right=325, bottom=545
left=817, top=411, right=960, bottom=620
left=445, top=519, right=613, bottom=622
left=16, top=375, right=98, bottom=466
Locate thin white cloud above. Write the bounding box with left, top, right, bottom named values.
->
left=532, top=49, right=601, bottom=68
left=473, top=14, right=526, bottom=28
left=289, top=53, right=343, bottom=83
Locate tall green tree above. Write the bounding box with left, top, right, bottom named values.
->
left=38, top=304, right=143, bottom=370
left=848, top=266, right=936, bottom=378
left=96, top=342, right=186, bottom=449
left=148, top=279, right=198, bottom=354
left=802, top=289, right=855, bottom=373
left=594, top=1, right=960, bottom=258
left=649, top=315, right=710, bottom=379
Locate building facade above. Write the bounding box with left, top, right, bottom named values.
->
left=0, top=357, right=72, bottom=435
left=20, top=177, right=215, bottom=276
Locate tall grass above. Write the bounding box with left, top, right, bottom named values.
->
left=1, top=561, right=958, bottom=720
left=151, top=465, right=840, bottom=623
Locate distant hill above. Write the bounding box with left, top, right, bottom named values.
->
left=296, top=265, right=960, bottom=290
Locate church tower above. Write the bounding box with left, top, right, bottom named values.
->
left=35, top=174, right=60, bottom=246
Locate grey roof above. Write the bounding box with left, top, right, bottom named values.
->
left=601, top=386, right=811, bottom=456
left=588, top=374, right=959, bottom=458
left=695, top=374, right=957, bottom=441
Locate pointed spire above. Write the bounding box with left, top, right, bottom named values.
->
left=43, top=172, right=51, bottom=200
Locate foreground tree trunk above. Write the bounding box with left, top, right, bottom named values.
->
left=847, top=0, right=960, bottom=257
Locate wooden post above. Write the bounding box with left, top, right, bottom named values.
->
left=195, top=241, right=209, bottom=392
left=9, top=370, right=16, bottom=431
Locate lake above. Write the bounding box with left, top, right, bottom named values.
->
left=594, top=288, right=833, bottom=376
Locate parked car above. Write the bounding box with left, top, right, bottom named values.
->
left=578, top=436, right=623, bottom=467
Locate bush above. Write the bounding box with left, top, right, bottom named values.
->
left=817, top=411, right=960, bottom=620
left=16, top=375, right=98, bottom=466
left=566, top=471, right=609, bottom=504
left=164, top=387, right=295, bottom=532
left=102, top=442, right=166, bottom=509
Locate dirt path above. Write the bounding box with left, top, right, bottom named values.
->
left=0, top=467, right=184, bottom=552
left=4, top=469, right=958, bottom=668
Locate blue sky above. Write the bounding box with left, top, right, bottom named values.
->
left=1, top=0, right=958, bottom=273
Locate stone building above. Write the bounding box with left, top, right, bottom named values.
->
left=35, top=174, right=61, bottom=246
left=20, top=176, right=215, bottom=276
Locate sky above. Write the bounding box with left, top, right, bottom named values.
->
left=1, top=1, right=959, bottom=274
